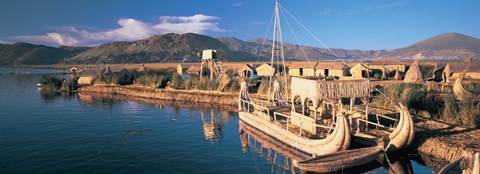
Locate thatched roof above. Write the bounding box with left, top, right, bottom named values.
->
left=446, top=62, right=480, bottom=73
left=289, top=62, right=318, bottom=69
left=351, top=63, right=370, bottom=71
left=403, top=59, right=423, bottom=83
left=393, top=69, right=401, bottom=80
left=291, top=77, right=370, bottom=100
left=315, top=62, right=349, bottom=70
left=103, top=65, right=112, bottom=75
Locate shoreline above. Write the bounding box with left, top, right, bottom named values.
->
left=78, top=85, right=479, bottom=171
left=78, top=85, right=239, bottom=107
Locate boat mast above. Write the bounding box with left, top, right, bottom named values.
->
left=268, top=0, right=288, bottom=103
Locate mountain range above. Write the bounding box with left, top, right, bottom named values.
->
left=0, top=32, right=479, bottom=65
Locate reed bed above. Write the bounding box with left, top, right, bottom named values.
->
left=372, top=82, right=480, bottom=128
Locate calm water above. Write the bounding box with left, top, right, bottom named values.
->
left=0, top=68, right=435, bottom=173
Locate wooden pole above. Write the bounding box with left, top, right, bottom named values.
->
left=349, top=97, right=354, bottom=113
left=474, top=152, right=479, bottom=174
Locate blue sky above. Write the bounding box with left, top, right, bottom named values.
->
left=0, top=0, right=479, bottom=50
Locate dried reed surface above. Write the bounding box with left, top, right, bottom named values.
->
left=371, top=82, right=480, bottom=128
left=317, top=80, right=370, bottom=99
left=414, top=117, right=480, bottom=171
left=371, top=80, right=480, bottom=169
left=77, top=91, right=238, bottom=112
left=78, top=85, right=238, bottom=106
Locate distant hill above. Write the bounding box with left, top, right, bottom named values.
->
left=0, top=43, right=87, bottom=65
left=219, top=37, right=387, bottom=61
left=379, top=33, right=480, bottom=60
left=0, top=32, right=479, bottom=65
left=63, top=33, right=255, bottom=64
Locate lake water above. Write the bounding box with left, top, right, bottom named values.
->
left=0, top=68, right=435, bottom=173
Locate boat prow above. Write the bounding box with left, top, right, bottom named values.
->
left=352, top=103, right=415, bottom=152
left=453, top=77, right=477, bottom=101
left=385, top=103, right=415, bottom=152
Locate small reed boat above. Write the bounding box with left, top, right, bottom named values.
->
left=293, top=146, right=383, bottom=173
left=438, top=152, right=480, bottom=174
left=453, top=77, right=478, bottom=101
left=352, top=103, right=415, bottom=152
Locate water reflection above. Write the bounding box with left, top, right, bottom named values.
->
left=201, top=109, right=224, bottom=142
left=377, top=153, right=414, bottom=174
left=239, top=120, right=429, bottom=174
left=37, top=89, right=434, bottom=173
left=75, top=91, right=237, bottom=112
left=239, top=120, right=304, bottom=173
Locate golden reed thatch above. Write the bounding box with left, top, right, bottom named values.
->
left=404, top=59, right=424, bottom=83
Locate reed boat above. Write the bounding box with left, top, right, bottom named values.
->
left=438, top=157, right=463, bottom=174
left=293, top=146, right=383, bottom=173
left=239, top=91, right=351, bottom=156
left=238, top=0, right=352, bottom=157
left=351, top=103, right=415, bottom=152
left=239, top=121, right=311, bottom=163
left=438, top=152, right=480, bottom=174
left=453, top=76, right=478, bottom=101
left=240, top=120, right=381, bottom=173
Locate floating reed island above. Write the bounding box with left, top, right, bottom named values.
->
left=41, top=58, right=480, bottom=172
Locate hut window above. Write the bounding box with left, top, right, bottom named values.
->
left=299, top=68, right=303, bottom=76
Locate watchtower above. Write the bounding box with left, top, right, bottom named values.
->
left=200, top=49, right=225, bottom=79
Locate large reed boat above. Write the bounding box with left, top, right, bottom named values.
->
left=238, top=0, right=416, bottom=172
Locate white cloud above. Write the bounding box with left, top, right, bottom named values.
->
left=0, top=40, right=12, bottom=44
left=319, top=9, right=333, bottom=16
left=232, top=2, right=244, bottom=7
left=10, top=14, right=223, bottom=46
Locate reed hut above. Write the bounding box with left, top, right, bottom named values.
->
left=116, top=69, right=133, bottom=85
left=138, top=64, right=146, bottom=73
left=432, top=62, right=447, bottom=82
left=288, top=62, right=318, bottom=77
left=315, top=62, right=350, bottom=78
left=443, top=62, right=480, bottom=82
left=177, top=63, right=197, bottom=76
left=103, top=65, right=112, bottom=75
left=403, top=59, right=424, bottom=83
left=350, top=63, right=370, bottom=79
left=186, top=65, right=209, bottom=76
left=238, top=64, right=254, bottom=78
left=77, top=68, right=101, bottom=86
left=256, top=63, right=276, bottom=76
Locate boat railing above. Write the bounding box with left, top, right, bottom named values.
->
left=273, top=112, right=334, bottom=136
left=240, top=99, right=254, bottom=113
left=250, top=98, right=272, bottom=106
left=354, top=107, right=397, bottom=131
left=240, top=99, right=272, bottom=118
left=242, top=99, right=336, bottom=137
left=250, top=97, right=290, bottom=107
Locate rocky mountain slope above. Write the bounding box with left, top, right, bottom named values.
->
left=62, top=33, right=254, bottom=64
left=0, top=43, right=87, bottom=65
left=219, top=32, right=480, bottom=61
left=0, top=32, right=478, bottom=65
left=379, top=33, right=480, bottom=60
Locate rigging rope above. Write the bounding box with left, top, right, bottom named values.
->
left=254, top=7, right=276, bottom=68
left=278, top=2, right=397, bottom=105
